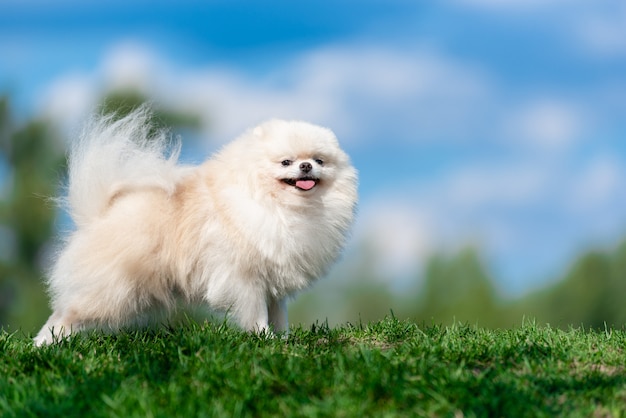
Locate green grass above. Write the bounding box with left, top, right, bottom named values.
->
left=2, top=317, right=626, bottom=417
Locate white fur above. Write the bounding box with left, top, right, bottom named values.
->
left=34, top=107, right=358, bottom=346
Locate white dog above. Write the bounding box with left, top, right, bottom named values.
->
left=34, top=107, right=358, bottom=346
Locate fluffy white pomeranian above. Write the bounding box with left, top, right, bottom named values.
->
left=34, top=107, right=357, bottom=346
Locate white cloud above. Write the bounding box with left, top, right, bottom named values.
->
left=170, top=44, right=495, bottom=147
left=37, top=72, right=98, bottom=135
left=356, top=200, right=434, bottom=283
left=101, top=42, right=163, bottom=92
left=453, top=0, right=572, bottom=13
left=442, top=163, right=549, bottom=210
left=454, top=0, right=626, bottom=60
left=568, top=156, right=624, bottom=214
left=501, top=99, right=585, bottom=151
left=41, top=40, right=592, bottom=156
left=175, top=65, right=352, bottom=145
left=466, top=0, right=626, bottom=59
left=39, top=41, right=495, bottom=147
left=37, top=40, right=594, bottom=163
left=576, top=4, right=626, bottom=57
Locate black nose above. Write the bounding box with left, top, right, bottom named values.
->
left=299, top=162, right=312, bottom=173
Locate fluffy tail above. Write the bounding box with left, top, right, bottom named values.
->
left=63, top=106, right=183, bottom=227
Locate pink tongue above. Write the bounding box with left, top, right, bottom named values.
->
left=296, top=180, right=316, bottom=190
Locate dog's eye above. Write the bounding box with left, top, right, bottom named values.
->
left=281, top=160, right=293, bottom=166
left=315, top=159, right=324, bottom=166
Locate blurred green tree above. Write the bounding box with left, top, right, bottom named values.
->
left=288, top=243, right=400, bottom=327
left=515, top=243, right=626, bottom=329
left=608, top=242, right=626, bottom=324
left=100, top=90, right=202, bottom=131
left=546, top=252, right=611, bottom=328
left=415, top=248, right=502, bottom=327
left=0, top=96, right=64, bottom=331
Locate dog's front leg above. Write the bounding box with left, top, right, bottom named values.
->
left=233, top=288, right=270, bottom=333
left=268, top=297, right=288, bottom=334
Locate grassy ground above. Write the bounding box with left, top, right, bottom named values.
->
left=1, top=317, right=626, bottom=417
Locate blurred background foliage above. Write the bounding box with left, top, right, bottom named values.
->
left=1, top=90, right=626, bottom=333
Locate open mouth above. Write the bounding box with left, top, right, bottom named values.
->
left=282, top=177, right=319, bottom=191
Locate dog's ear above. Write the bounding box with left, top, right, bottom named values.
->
left=253, top=122, right=273, bottom=140
left=253, top=126, right=265, bottom=138
left=252, top=119, right=290, bottom=141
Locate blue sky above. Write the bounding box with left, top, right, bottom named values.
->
left=2, top=0, right=626, bottom=295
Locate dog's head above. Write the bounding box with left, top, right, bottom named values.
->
left=250, top=120, right=355, bottom=201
